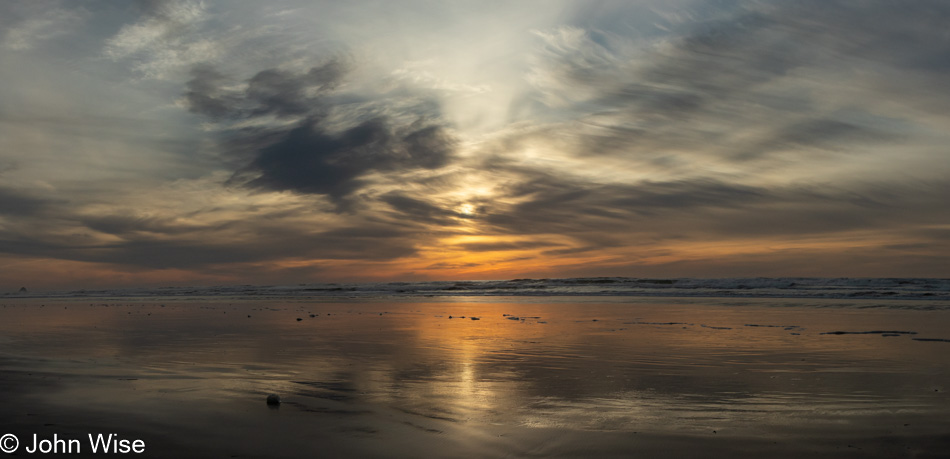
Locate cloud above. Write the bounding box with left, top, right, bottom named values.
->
left=183, top=60, right=458, bottom=209
left=183, top=59, right=352, bottom=120
left=454, top=240, right=562, bottom=252
left=2, top=5, right=86, bottom=51
left=519, top=0, right=950, bottom=167
left=0, top=188, right=56, bottom=216
left=473, top=154, right=950, bottom=247
left=378, top=192, right=460, bottom=225
left=104, top=0, right=206, bottom=58
left=181, top=64, right=242, bottom=120
left=2, top=0, right=949, bottom=284
left=103, top=0, right=215, bottom=79
left=0, top=207, right=423, bottom=271
left=78, top=214, right=211, bottom=237
left=73, top=223, right=418, bottom=269
left=246, top=62, right=347, bottom=117
left=238, top=118, right=455, bottom=208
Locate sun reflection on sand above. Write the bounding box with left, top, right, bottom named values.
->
left=1, top=298, right=948, bottom=450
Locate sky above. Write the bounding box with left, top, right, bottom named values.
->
left=1, top=0, right=949, bottom=290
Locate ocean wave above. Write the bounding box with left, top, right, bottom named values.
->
left=8, top=277, right=950, bottom=301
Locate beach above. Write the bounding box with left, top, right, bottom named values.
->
left=1, top=295, right=948, bottom=457
left=4, top=0, right=950, bottom=456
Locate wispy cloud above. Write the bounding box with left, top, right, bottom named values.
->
left=1, top=0, right=948, bottom=288
left=2, top=2, right=86, bottom=51
left=103, top=0, right=215, bottom=79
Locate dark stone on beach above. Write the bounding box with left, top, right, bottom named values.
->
left=309, top=314, right=316, bottom=318
left=266, top=394, right=281, bottom=406
left=296, top=318, right=302, bottom=322
left=471, top=317, right=480, bottom=320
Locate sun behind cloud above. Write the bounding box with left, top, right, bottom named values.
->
left=0, top=0, right=948, bottom=290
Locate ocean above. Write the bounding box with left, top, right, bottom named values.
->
left=1, top=278, right=948, bottom=457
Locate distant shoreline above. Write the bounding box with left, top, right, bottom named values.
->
left=6, top=277, right=950, bottom=302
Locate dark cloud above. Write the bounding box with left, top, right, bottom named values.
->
left=0, top=188, right=55, bottom=216
left=246, top=61, right=347, bottom=117
left=183, top=59, right=347, bottom=120
left=183, top=64, right=241, bottom=120
left=184, top=59, right=457, bottom=208
left=236, top=117, right=454, bottom=207
left=0, top=217, right=420, bottom=270
left=379, top=192, right=458, bottom=224
left=478, top=159, right=950, bottom=247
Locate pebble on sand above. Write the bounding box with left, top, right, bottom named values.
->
left=266, top=394, right=281, bottom=406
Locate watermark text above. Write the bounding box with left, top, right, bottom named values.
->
left=0, top=433, right=145, bottom=455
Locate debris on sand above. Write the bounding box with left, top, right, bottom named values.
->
left=266, top=394, right=281, bottom=406
left=296, top=318, right=303, bottom=322
left=471, top=317, right=480, bottom=320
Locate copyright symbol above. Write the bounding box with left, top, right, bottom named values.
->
left=0, top=434, right=18, bottom=453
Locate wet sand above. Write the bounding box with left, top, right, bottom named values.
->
left=1, top=297, right=949, bottom=458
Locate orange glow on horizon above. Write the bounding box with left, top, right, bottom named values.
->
left=1, top=227, right=941, bottom=292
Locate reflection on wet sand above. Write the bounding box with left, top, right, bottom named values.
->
left=1, top=297, right=949, bottom=458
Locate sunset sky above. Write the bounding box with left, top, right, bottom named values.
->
left=1, top=0, right=949, bottom=290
